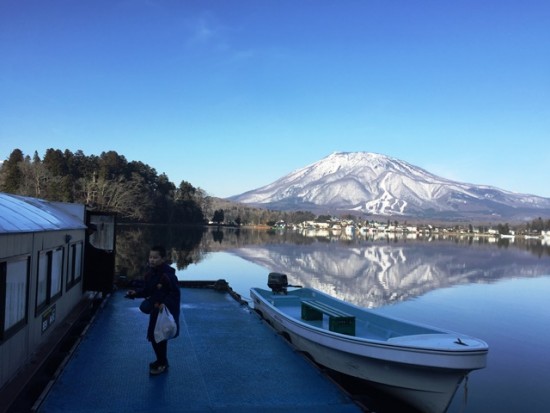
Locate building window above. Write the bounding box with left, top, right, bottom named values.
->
left=36, top=247, right=64, bottom=314
left=67, top=242, right=83, bottom=290
left=36, top=252, right=49, bottom=309
left=1, top=256, right=30, bottom=341
left=51, top=248, right=63, bottom=300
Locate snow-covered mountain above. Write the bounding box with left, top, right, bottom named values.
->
left=229, top=152, right=550, bottom=221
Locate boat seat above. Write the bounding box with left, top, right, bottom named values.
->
left=301, top=299, right=355, bottom=336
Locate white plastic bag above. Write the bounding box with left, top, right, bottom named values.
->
left=154, top=306, right=177, bottom=343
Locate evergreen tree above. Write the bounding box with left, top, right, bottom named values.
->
left=43, top=148, right=68, bottom=176
left=212, top=209, right=225, bottom=224
left=151, top=173, right=176, bottom=223
left=42, top=148, right=73, bottom=201
left=177, top=180, right=196, bottom=201
left=0, top=149, right=24, bottom=193
left=98, top=151, right=128, bottom=179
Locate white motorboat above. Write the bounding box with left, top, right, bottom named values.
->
left=250, top=273, right=489, bottom=413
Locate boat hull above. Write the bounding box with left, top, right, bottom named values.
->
left=251, top=287, right=487, bottom=413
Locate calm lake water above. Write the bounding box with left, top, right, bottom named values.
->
left=116, top=226, right=550, bottom=413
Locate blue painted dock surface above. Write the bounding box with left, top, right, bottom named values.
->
left=36, top=287, right=363, bottom=413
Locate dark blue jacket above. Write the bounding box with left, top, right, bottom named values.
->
left=135, top=263, right=181, bottom=341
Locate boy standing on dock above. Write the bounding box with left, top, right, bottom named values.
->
left=126, top=245, right=181, bottom=375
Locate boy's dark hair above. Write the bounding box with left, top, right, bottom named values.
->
left=150, top=245, right=166, bottom=258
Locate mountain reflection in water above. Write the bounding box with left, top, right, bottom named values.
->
left=116, top=226, right=550, bottom=309
left=231, top=239, right=550, bottom=308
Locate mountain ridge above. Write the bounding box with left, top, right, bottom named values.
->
left=228, top=152, right=550, bottom=221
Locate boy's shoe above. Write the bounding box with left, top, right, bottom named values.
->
left=149, top=364, right=167, bottom=375
left=149, top=360, right=169, bottom=369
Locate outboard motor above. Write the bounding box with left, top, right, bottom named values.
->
left=268, top=272, right=289, bottom=294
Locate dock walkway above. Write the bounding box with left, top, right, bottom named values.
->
left=35, top=287, right=362, bottom=413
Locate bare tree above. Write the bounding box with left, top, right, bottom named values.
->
left=81, top=173, right=153, bottom=221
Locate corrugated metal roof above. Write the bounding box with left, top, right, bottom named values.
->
left=0, top=193, right=87, bottom=233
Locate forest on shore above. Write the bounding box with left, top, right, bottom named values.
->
left=0, top=148, right=313, bottom=225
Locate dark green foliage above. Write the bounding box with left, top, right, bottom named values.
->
left=1, top=149, right=24, bottom=193
left=212, top=209, right=225, bottom=224
left=0, top=148, right=205, bottom=225
left=525, top=217, right=550, bottom=232
left=43, top=148, right=68, bottom=176
left=288, top=210, right=316, bottom=223
left=178, top=180, right=196, bottom=200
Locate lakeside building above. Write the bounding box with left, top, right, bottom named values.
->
left=0, top=193, right=115, bottom=392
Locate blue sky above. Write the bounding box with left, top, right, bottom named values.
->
left=1, top=0, right=549, bottom=198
